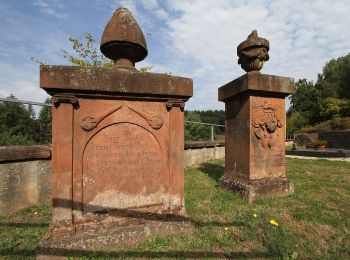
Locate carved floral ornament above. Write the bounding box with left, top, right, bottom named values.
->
left=80, top=104, right=163, bottom=131
left=252, top=101, right=283, bottom=149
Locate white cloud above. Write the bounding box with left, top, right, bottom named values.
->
left=33, top=0, right=66, bottom=18
left=1, top=0, right=350, bottom=111
left=143, top=0, right=350, bottom=109
left=0, top=62, right=48, bottom=102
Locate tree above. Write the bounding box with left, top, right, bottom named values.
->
left=0, top=95, right=37, bottom=145
left=185, top=111, right=211, bottom=141
left=38, top=98, right=52, bottom=144
left=288, top=79, right=322, bottom=124
left=316, top=53, right=350, bottom=99
left=192, top=110, right=225, bottom=135
left=32, top=32, right=152, bottom=72
left=286, top=111, right=308, bottom=134
left=321, top=97, right=350, bottom=120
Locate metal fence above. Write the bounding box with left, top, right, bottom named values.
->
left=0, top=97, right=52, bottom=107
left=185, top=120, right=225, bottom=141
left=1, top=97, right=296, bottom=142
left=0, top=97, right=226, bottom=142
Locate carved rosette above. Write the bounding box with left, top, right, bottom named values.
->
left=80, top=116, right=99, bottom=131
left=80, top=104, right=123, bottom=131
left=252, top=101, right=283, bottom=149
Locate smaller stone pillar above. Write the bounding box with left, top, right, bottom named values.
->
left=218, top=30, right=295, bottom=202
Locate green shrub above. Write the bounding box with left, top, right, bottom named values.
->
left=300, top=117, right=350, bottom=133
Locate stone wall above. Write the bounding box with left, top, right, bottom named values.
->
left=319, top=130, right=350, bottom=149
left=0, top=142, right=225, bottom=214
left=0, top=146, right=51, bottom=214
left=185, top=141, right=225, bottom=166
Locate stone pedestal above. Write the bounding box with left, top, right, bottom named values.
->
left=36, top=8, right=194, bottom=258
left=36, top=66, right=193, bottom=257
left=218, top=71, right=295, bottom=202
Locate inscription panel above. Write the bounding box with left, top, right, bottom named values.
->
left=82, top=123, right=164, bottom=212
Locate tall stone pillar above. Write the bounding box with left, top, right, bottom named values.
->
left=218, top=30, right=295, bottom=202
left=36, top=8, right=193, bottom=257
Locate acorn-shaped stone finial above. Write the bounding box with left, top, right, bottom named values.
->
left=100, top=8, right=148, bottom=69
left=237, top=30, right=269, bottom=72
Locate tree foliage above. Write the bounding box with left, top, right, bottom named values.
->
left=32, top=32, right=153, bottom=72
left=191, top=110, right=225, bottom=135
left=287, top=53, right=350, bottom=134
left=184, top=111, right=211, bottom=141
left=286, top=111, right=308, bottom=135
left=61, top=33, right=114, bottom=68
left=0, top=95, right=36, bottom=145
left=316, top=53, right=350, bottom=99
left=0, top=95, right=52, bottom=145
left=38, top=98, right=52, bottom=144
left=288, top=79, right=322, bottom=125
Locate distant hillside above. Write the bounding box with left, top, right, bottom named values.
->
left=301, top=117, right=350, bottom=133
left=187, top=110, right=225, bottom=134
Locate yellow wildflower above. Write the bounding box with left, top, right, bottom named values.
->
left=253, top=213, right=257, bottom=218
left=224, top=227, right=229, bottom=231
left=269, top=219, right=279, bottom=226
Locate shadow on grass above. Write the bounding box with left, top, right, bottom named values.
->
left=198, top=162, right=225, bottom=182
left=1, top=248, right=275, bottom=259
left=0, top=220, right=244, bottom=229
left=193, top=220, right=245, bottom=227
left=0, top=222, right=49, bottom=228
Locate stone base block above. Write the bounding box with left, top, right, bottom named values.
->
left=36, top=219, right=193, bottom=259
left=219, top=176, right=294, bottom=203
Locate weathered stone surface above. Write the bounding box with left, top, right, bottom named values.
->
left=219, top=176, right=293, bottom=203
left=294, top=133, right=314, bottom=146
left=100, top=8, right=148, bottom=68
left=0, top=145, right=51, bottom=162
left=0, top=143, right=225, bottom=214
left=44, top=76, right=191, bottom=230
left=218, top=71, right=295, bottom=101
left=218, top=71, right=295, bottom=202
left=185, top=142, right=225, bottom=166
left=0, top=160, right=51, bottom=214
left=76, top=101, right=171, bottom=214
left=37, top=7, right=193, bottom=253
left=237, top=30, right=269, bottom=72
left=40, top=65, right=193, bottom=98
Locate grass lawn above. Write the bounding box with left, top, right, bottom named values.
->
left=0, top=158, right=349, bottom=259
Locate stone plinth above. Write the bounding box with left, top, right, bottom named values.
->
left=36, top=65, right=192, bottom=256
left=218, top=71, right=295, bottom=202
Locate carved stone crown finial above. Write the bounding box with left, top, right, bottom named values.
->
left=100, top=8, right=148, bottom=69
left=237, top=30, right=269, bottom=72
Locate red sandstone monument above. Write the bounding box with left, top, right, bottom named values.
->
left=218, top=30, right=295, bottom=202
left=36, top=8, right=193, bottom=257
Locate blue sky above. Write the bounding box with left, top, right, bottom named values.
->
left=1, top=0, right=350, bottom=110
